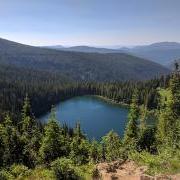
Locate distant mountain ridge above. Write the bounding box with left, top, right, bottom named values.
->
left=0, top=37, right=170, bottom=82
left=43, top=45, right=122, bottom=53
left=46, top=42, right=180, bottom=66
left=127, top=42, right=180, bottom=66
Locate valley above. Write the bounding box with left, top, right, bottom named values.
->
left=0, top=38, right=169, bottom=82
left=0, top=1, right=180, bottom=179
left=46, top=42, right=180, bottom=66
left=0, top=38, right=179, bottom=180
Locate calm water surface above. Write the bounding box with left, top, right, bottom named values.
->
left=40, top=96, right=129, bottom=140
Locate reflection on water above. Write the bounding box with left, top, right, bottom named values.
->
left=40, top=96, right=129, bottom=140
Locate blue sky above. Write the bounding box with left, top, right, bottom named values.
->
left=0, top=0, right=180, bottom=46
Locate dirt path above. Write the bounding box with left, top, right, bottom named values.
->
left=95, top=160, right=180, bottom=180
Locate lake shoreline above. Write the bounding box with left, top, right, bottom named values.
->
left=40, top=95, right=129, bottom=139
left=38, top=94, right=129, bottom=119
left=89, top=95, right=130, bottom=108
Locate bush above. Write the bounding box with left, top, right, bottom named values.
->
left=9, top=164, right=31, bottom=178
left=137, top=127, right=157, bottom=153
left=75, top=163, right=95, bottom=179
left=51, top=158, right=80, bottom=180
left=70, top=138, right=90, bottom=165
left=92, top=167, right=101, bottom=179
left=23, top=167, right=55, bottom=180
left=0, top=164, right=30, bottom=180
left=0, top=169, right=13, bottom=180
left=101, top=130, right=123, bottom=161
left=130, top=149, right=180, bottom=175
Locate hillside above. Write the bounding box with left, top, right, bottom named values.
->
left=0, top=38, right=169, bottom=81
left=168, top=59, right=180, bottom=69
left=126, top=42, right=180, bottom=66
left=48, top=42, right=180, bottom=66
left=97, top=160, right=180, bottom=180
left=0, top=71, right=179, bottom=179
left=45, top=45, right=122, bottom=53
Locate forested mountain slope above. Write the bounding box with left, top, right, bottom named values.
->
left=126, top=42, right=180, bottom=66
left=0, top=69, right=179, bottom=179
left=46, top=42, right=180, bottom=66
left=46, top=45, right=122, bottom=53
left=0, top=62, right=171, bottom=121
left=0, top=38, right=169, bottom=81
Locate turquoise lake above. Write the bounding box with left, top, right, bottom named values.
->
left=40, top=96, right=129, bottom=140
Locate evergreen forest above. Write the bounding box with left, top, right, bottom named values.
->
left=0, top=62, right=179, bottom=179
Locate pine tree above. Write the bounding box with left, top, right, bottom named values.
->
left=101, top=130, right=122, bottom=161
left=123, top=89, right=139, bottom=149
left=89, top=139, right=101, bottom=163
left=156, top=64, right=180, bottom=149
left=139, top=93, right=148, bottom=133
left=69, top=136, right=90, bottom=165
left=21, top=95, right=36, bottom=134
left=39, top=107, right=67, bottom=164
left=0, top=114, right=21, bottom=167
left=73, top=121, right=85, bottom=139
left=69, top=121, right=90, bottom=165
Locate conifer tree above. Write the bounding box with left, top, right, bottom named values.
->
left=73, top=121, right=85, bottom=139
left=89, top=139, right=101, bottom=163
left=123, top=89, right=139, bottom=149
left=69, top=121, right=90, bottom=164
left=0, top=114, right=21, bottom=167
left=19, top=95, right=41, bottom=167
left=21, top=95, right=36, bottom=134
left=39, top=107, right=67, bottom=164
left=137, top=93, right=154, bottom=152
left=139, top=93, right=148, bottom=133
left=101, top=130, right=122, bottom=161
left=157, top=64, right=180, bottom=149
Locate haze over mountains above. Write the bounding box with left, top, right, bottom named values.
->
left=46, top=42, right=180, bottom=66
left=0, top=37, right=169, bottom=82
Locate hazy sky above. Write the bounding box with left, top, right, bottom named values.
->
left=0, top=0, right=180, bottom=46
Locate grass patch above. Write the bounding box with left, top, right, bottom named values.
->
left=130, top=149, right=180, bottom=175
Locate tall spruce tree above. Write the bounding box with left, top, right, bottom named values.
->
left=156, top=64, right=180, bottom=149
left=21, top=95, right=36, bottom=134
left=39, top=107, right=67, bottom=164
left=69, top=121, right=90, bottom=165
left=101, top=130, right=122, bottom=161
left=0, top=115, right=21, bottom=167
left=73, top=121, right=85, bottom=139
left=89, top=139, right=101, bottom=163
left=123, top=89, right=139, bottom=149
left=20, top=95, right=41, bottom=167
left=139, top=93, right=148, bottom=133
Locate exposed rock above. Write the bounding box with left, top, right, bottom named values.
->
left=95, top=160, right=179, bottom=180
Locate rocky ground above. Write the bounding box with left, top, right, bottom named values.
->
left=94, top=160, right=180, bottom=180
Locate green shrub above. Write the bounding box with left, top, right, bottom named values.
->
left=101, top=130, right=123, bottom=161
left=130, top=149, right=180, bottom=175
left=23, top=167, right=55, bottom=180
left=9, top=164, right=31, bottom=178
left=75, top=163, right=95, bottom=179
left=51, top=158, right=80, bottom=180
left=0, top=164, right=30, bottom=180
left=70, top=138, right=90, bottom=165
left=0, top=169, right=13, bottom=180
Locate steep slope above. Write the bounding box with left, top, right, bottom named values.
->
left=0, top=38, right=169, bottom=81
left=46, top=42, right=180, bottom=66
